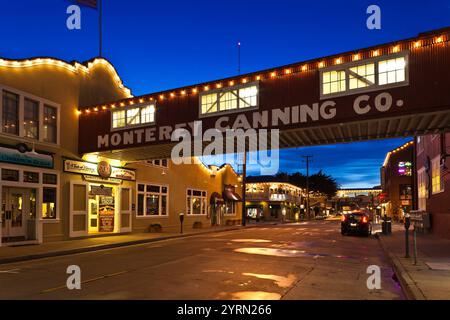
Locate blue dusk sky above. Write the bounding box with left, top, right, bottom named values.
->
left=0, top=0, right=448, bottom=188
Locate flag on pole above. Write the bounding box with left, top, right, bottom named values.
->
left=77, top=0, right=98, bottom=8
left=75, top=0, right=103, bottom=57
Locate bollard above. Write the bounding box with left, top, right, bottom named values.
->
left=179, top=213, right=185, bottom=234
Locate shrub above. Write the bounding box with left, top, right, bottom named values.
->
left=193, top=221, right=203, bottom=229
left=148, top=224, right=162, bottom=233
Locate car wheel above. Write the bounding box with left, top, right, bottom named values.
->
left=341, top=230, right=346, bottom=236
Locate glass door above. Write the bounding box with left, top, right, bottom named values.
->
left=2, top=188, right=28, bottom=239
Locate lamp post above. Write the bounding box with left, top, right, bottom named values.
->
left=241, top=152, right=247, bottom=226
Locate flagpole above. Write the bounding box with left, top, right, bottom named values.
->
left=99, top=0, right=103, bottom=57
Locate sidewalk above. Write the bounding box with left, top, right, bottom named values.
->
left=378, top=223, right=450, bottom=300
left=0, top=225, right=254, bottom=265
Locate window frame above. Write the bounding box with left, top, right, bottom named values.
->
left=136, top=182, right=169, bottom=218
left=199, top=82, right=260, bottom=118
left=431, top=156, right=444, bottom=195
left=417, top=167, right=428, bottom=211
left=143, top=159, right=169, bottom=169
left=224, top=201, right=236, bottom=216
left=319, top=52, right=410, bottom=99
left=111, top=103, right=156, bottom=131
left=0, top=85, right=60, bottom=146
left=186, top=188, right=208, bottom=216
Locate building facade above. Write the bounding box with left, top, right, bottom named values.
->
left=246, top=176, right=305, bottom=222
left=332, top=187, right=382, bottom=215
left=415, top=133, right=450, bottom=239
left=0, top=58, right=242, bottom=246
left=380, top=141, right=414, bottom=221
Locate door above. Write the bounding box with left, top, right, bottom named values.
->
left=1, top=188, right=28, bottom=239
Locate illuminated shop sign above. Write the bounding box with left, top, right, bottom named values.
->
left=63, top=159, right=136, bottom=181
left=0, top=145, right=53, bottom=169
left=398, top=161, right=412, bottom=176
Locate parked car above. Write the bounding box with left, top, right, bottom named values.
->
left=341, top=211, right=372, bottom=237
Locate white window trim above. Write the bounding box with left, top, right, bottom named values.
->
left=0, top=163, right=60, bottom=223
left=136, top=182, right=169, bottom=218
left=199, top=81, right=260, bottom=118
left=186, top=188, right=208, bottom=216
left=224, top=201, right=236, bottom=216
left=0, top=84, right=61, bottom=146
left=111, top=103, right=156, bottom=131
left=320, top=52, right=410, bottom=99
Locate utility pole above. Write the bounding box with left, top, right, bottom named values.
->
left=303, top=156, right=313, bottom=220
left=241, top=151, right=247, bottom=226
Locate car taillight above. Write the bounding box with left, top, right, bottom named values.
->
left=362, top=216, right=368, bottom=224
left=341, top=215, right=347, bottom=222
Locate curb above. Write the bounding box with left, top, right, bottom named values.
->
left=0, top=225, right=258, bottom=266
left=377, top=234, right=426, bottom=300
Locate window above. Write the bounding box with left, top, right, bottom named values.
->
left=24, top=99, right=39, bottom=139
left=186, top=189, right=207, bottom=215
left=1, top=87, right=59, bottom=143
left=225, top=201, right=236, bottom=215
left=127, top=108, right=140, bottom=125
left=2, top=91, right=19, bottom=135
left=417, top=168, right=428, bottom=211
left=112, top=104, right=156, bottom=129
left=200, top=83, right=259, bottom=116
left=431, top=156, right=444, bottom=194
left=399, top=185, right=413, bottom=200
left=42, top=187, right=57, bottom=220
left=322, top=71, right=346, bottom=95
left=379, top=56, right=406, bottom=85
left=43, top=173, right=58, bottom=185
left=1, top=169, right=19, bottom=181
left=137, top=183, right=168, bottom=217
left=43, top=105, right=57, bottom=143
left=112, top=110, right=126, bottom=128
left=144, top=159, right=169, bottom=168
left=398, top=161, right=412, bottom=176
left=320, top=53, right=408, bottom=97
left=349, top=63, right=376, bottom=89
left=24, top=171, right=39, bottom=183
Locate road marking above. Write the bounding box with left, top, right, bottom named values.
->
left=0, top=269, right=20, bottom=274
left=41, top=270, right=128, bottom=294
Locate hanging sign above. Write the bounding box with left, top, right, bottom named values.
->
left=64, top=159, right=136, bottom=181
left=0, top=145, right=53, bottom=169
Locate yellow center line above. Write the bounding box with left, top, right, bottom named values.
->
left=41, top=270, right=128, bottom=294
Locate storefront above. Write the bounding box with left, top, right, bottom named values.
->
left=0, top=144, right=58, bottom=246
left=64, top=159, right=135, bottom=238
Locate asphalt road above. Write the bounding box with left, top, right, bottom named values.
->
left=0, top=221, right=404, bottom=300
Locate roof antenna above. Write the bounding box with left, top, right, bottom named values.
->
left=237, top=41, right=241, bottom=75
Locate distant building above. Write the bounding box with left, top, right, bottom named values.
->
left=415, top=133, right=450, bottom=239
left=245, top=176, right=305, bottom=222
left=332, top=187, right=382, bottom=214
left=380, top=141, right=414, bottom=220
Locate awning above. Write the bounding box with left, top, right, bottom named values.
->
left=210, top=192, right=224, bottom=205
left=223, top=185, right=242, bottom=202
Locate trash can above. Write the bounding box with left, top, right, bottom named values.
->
left=386, top=218, right=392, bottom=234
left=382, top=216, right=392, bottom=235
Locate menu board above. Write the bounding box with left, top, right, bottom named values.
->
left=98, top=196, right=115, bottom=232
